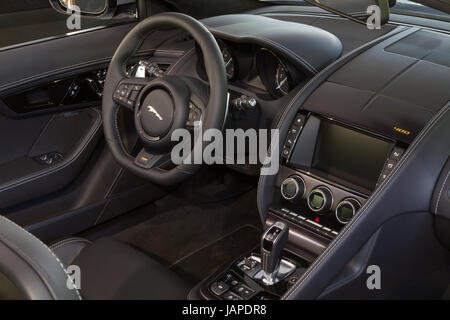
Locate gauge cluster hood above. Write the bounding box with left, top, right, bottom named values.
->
left=201, top=14, right=343, bottom=74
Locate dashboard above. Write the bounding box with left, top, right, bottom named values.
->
left=198, top=14, right=342, bottom=101
left=259, top=24, right=450, bottom=258
left=1, top=8, right=449, bottom=300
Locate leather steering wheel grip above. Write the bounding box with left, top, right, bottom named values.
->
left=102, top=12, right=228, bottom=186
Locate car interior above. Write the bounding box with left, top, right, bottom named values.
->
left=0, top=0, right=449, bottom=300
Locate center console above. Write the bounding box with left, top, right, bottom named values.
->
left=193, top=112, right=408, bottom=300
left=196, top=221, right=309, bottom=300
left=267, top=112, right=407, bottom=253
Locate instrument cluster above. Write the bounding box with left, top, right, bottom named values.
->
left=197, top=39, right=308, bottom=99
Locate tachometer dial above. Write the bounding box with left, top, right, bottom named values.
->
left=275, top=63, right=290, bottom=95
left=218, top=40, right=236, bottom=80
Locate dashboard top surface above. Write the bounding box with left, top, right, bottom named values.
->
left=202, top=14, right=343, bottom=75
left=303, top=27, right=450, bottom=144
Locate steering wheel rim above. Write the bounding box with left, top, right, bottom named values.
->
left=102, top=12, right=228, bottom=186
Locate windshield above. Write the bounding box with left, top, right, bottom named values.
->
left=393, top=0, right=449, bottom=19
left=0, top=0, right=135, bottom=49
left=276, top=0, right=448, bottom=19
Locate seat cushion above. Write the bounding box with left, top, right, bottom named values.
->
left=70, top=237, right=192, bottom=300
left=49, top=237, right=91, bottom=267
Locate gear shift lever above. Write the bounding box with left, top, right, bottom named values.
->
left=261, top=221, right=289, bottom=285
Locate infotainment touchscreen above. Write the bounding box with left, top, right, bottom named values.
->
left=312, top=120, right=393, bottom=191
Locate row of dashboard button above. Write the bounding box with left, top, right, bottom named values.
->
left=376, top=146, right=405, bottom=187
left=210, top=272, right=257, bottom=300
left=271, top=207, right=338, bottom=240
left=282, top=113, right=306, bottom=160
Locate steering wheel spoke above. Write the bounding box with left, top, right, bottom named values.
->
left=113, top=78, right=150, bottom=110
left=186, top=101, right=203, bottom=127
left=134, top=148, right=171, bottom=169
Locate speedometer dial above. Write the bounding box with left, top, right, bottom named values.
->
left=217, top=40, right=236, bottom=80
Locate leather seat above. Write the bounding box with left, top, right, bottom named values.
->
left=0, top=213, right=191, bottom=300
left=49, top=237, right=192, bottom=300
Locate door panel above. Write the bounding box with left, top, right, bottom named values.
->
left=0, top=108, right=102, bottom=209
left=0, top=113, right=51, bottom=164
left=0, top=20, right=184, bottom=239
left=0, top=23, right=136, bottom=94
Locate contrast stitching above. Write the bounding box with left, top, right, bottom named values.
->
left=49, top=238, right=76, bottom=250
left=0, top=216, right=82, bottom=300
left=0, top=231, right=60, bottom=299
left=434, top=170, right=450, bottom=214
left=284, top=103, right=450, bottom=300
left=50, top=238, right=91, bottom=252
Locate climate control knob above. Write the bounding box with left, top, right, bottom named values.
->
left=335, top=198, right=361, bottom=224
left=307, top=186, right=332, bottom=214
left=281, top=176, right=305, bottom=201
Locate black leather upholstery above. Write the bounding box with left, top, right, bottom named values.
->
left=0, top=215, right=81, bottom=300
left=49, top=237, right=91, bottom=267
left=432, top=157, right=450, bottom=250
left=0, top=215, right=191, bottom=300
left=67, top=237, right=192, bottom=300
left=432, top=157, right=450, bottom=220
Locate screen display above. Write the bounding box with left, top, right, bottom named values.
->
left=313, top=121, right=392, bottom=191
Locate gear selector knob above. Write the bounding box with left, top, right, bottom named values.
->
left=261, top=221, right=289, bottom=284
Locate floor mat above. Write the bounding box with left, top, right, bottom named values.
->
left=170, top=225, right=260, bottom=283
left=113, top=188, right=261, bottom=268
left=108, top=166, right=262, bottom=282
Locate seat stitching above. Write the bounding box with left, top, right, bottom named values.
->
left=0, top=216, right=81, bottom=300
left=49, top=237, right=91, bottom=249
left=50, top=238, right=91, bottom=252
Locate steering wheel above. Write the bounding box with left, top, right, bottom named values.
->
left=102, top=13, right=228, bottom=186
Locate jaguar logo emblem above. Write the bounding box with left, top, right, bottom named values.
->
left=147, top=105, right=163, bottom=121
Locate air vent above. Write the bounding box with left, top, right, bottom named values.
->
left=156, top=63, right=171, bottom=72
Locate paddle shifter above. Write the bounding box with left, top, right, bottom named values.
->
left=261, top=221, right=289, bottom=285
